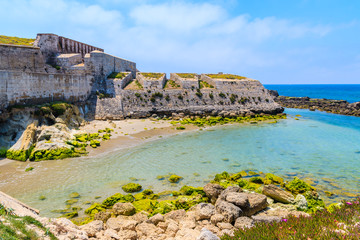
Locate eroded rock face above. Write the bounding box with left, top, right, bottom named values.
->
left=263, top=184, right=295, bottom=204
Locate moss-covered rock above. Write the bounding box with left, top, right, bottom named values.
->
left=29, top=147, right=80, bottom=161
left=85, top=203, right=105, bottom=216
left=249, top=177, right=264, bottom=184
left=90, top=140, right=100, bottom=148
left=168, top=175, right=183, bottom=183
left=65, top=199, right=78, bottom=205
left=122, top=183, right=142, bottom=193
left=6, top=149, right=29, bottom=161
left=213, top=171, right=230, bottom=182
left=180, top=185, right=206, bottom=197
left=285, top=177, right=315, bottom=194
left=102, top=193, right=134, bottom=208
left=62, top=211, right=78, bottom=219
left=132, top=199, right=158, bottom=213
left=265, top=173, right=284, bottom=184
left=69, top=192, right=80, bottom=198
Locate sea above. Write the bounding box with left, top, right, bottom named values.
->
left=0, top=84, right=359, bottom=217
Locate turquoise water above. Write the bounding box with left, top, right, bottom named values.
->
left=265, top=84, right=360, bottom=103
left=1, top=108, right=359, bottom=217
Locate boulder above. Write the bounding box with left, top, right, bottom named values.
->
left=234, top=216, right=255, bottom=229
left=94, top=211, right=111, bottom=222
left=203, top=183, right=224, bottom=203
left=175, top=228, right=201, bottom=240
left=113, top=202, right=136, bottom=216
left=215, top=200, right=242, bottom=223
left=225, top=192, right=250, bottom=209
left=218, top=186, right=242, bottom=201
left=294, top=194, right=308, bottom=210
left=243, top=193, right=268, bottom=216
left=117, top=230, right=137, bottom=240
left=80, top=220, right=103, bottom=237
left=263, top=184, right=294, bottom=204
left=216, top=222, right=233, bottom=230
left=104, top=229, right=120, bottom=239
left=195, top=203, right=216, bottom=221
left=196, top=228, right=220, bottom=240
left=164, top=209, right=186, bottom=222
left=148, top=213, right=165, bottom=225
left=210, top=214, right=225, bottom=225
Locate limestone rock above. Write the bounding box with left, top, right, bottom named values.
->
left=80, top=220, right=103, bottom=237
left=136, top=222, right=164, bottom=237
left=294, top=194, right=308, bottom=210
left=215, top=200, right=242, bottom=223
left=175, top=228, right=201, bottom=240
left=203, top=183, right=224, bottom=203
left=113, top=202, right=136, bottom=216
left=117, top=230, right=137, bottom=240
left=8, top=121, right=38, bottom=152
left=243, top=193, right=268, bottom=216
left=104, top=228, right=120, bottom=239
left=225, top=192, right=250, bottom=209
left=195, top=203, right=216, bottom=221
left=216, top=222, right=233, bottom=230
left=164, top=209, right=186, bottom=222
left=94, top=211, right=112, bottom=222
left=196, top=228, right=220, bottom=240
left=234, top=216, right=254, bottom=229
left=148, top=213, right=165, bottom=225
left=218, top=186, right=242, bottom=201
left=210, top=214, right=225, bottom=225
left=263, top=184, right=294, bottom=204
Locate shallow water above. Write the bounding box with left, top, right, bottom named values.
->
left=0, top=108, right=360, bottom=217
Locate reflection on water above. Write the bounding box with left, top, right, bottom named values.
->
left=0, top=108, right=359, bottom=217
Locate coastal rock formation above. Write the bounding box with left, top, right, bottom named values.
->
left=274, top=96, right=360, bottom=117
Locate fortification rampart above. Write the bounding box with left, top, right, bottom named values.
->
left=0, top=37, right=136, bottom=111
left=94, top=79, right=282, bottom=119
left=170, top=73, right=199, bottom=89
left=136, top=73, right=167, bottom=89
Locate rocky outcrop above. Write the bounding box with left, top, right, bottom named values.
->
left=274, top=96, right=360, bottom=117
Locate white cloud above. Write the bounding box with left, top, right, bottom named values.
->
left=1, top=0, right=344, bottom=83
left=130, top=2, right=225, bottom=32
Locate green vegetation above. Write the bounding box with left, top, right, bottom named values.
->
left=141, top=73, right=164, bottom=79
left=0, top=148, right=7, bottom=158
left=0, top=35, right=35, bottom=46
left=168, top=175, right=183, bottom=183
left=25, top=167, right=34, bottom=172
left=0, top=203, right=57, bottom=240
left=122, top=183, right=142, bottom=193
left=29, top=147, right=81, bottom=161
left=108, top=72, right=127, bottom=79
left=177, top=73, right=196, bottom=78
left=135, top=80, right=143, bottom=89
left=170, top=114, right=286, bottom=128
left=222, top=198, right=360, bottom=240
left=285, top=177, right=315, bottom=195
left=96, top=91, right=111, bottom=99
left=207, top=74, right=246, bottom=80
left=6, top=149, right=30, bottom=161
left=229, top=94, right=238, bottom=103
left=165, top=79, right=181, bottom=88
left=176, top=126, right=186, bottom=130
left=199, top=80, right=214, bottom=89
left=219, top=92, right=226, bottom=98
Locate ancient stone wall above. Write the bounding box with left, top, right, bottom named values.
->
left=170, top=73, right=199, bottom=89
left=34, top=33, right=104, bottom=63
left=136, top=73, right=166, bottom=89
left=94, top=79, right=282, bottom=119
left=106, top=72, right=133, bottom=96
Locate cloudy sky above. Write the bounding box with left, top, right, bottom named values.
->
left=1, top=0, right=360, bottom=84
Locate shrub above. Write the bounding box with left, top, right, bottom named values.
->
left=135, top=93, right=141, bottom=98
left=230, top=94, right=237, bottom=103
left=209, top=93, right=214, bottom=99
left=50, top=102, right=69, bottom=117
left=219, top=92, right=226, bottom=98
left=0, top=148, right=7, bottom=158
left=165, top=95, right=170, bottom=101
left=178, top=95, right=183, bottom=100
left=195, top=89, right=203, bottom=97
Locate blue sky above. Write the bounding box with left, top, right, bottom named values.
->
left=1, top=0, right=360, bottom=84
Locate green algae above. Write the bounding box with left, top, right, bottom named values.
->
left=168, top=175, right=183, bottom=183
left=69, top=192, right=80, bottom=198
left=122, top=183, right=142, bottom=193
left=6, top=149, right=30, bottom=161
left=285, top=177, right=315, bottom=195
left=85, top=203, right=105, bottom=216
left=101, top=193, right=134, bottom=208
left=29, top=148, right=80, bottom=161
left=25, top=167, right=34, bottom=172
left=265, top=173, right=284, bottom=184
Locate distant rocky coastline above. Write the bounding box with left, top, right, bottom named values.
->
left=269, top=90, right=360, bottom=117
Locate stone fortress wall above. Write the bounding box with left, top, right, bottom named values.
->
left=0, top=33, right=136, bottom=112
left=0, top=33, right=282, bottom=118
